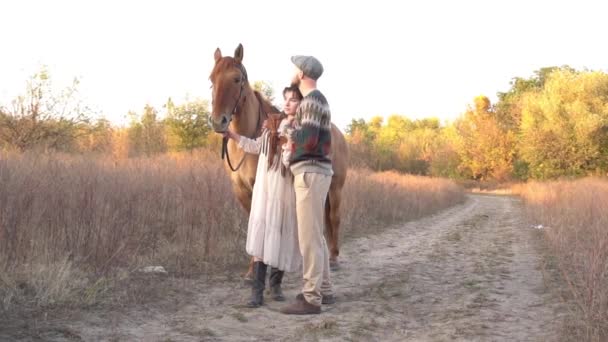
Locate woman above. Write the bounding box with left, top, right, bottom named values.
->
left=223, top=85, right=303, bottom=308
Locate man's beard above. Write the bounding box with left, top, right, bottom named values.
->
left=291, top=77, right=300, bottom=88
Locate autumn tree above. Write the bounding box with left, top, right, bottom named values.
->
left=346, top=115, right=446, bottom=175
left=77, top=118, right=114, bottom=153
left=127, top=105, right=167, bottom=156
left=165, top=98, right=210, bottom=151
left=454, top=96, right=515, bottom=181
left=518, top=69, right=608, bottom=178
left=0, top=67, right=90, bottom=151
left=493, top=66, right=577, bottom=179
left=429, top=125, right=462, bottom=178
left=495, top=66, right=569, bottom=131
left=345, top=118, right=373, bottom=167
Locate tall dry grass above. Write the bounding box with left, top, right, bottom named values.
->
left=517, top=178, right=608, bottom=341
left=0, top=151, right=247, bottom=310
left=341, top=170, right=465, bottom=237
left=0, top=151, right=464, bottom=312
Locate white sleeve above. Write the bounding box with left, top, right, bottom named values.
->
left=238, top=135, right=262, bottom=154
left=280, top=119, right=295, bottom=166
left=278, top=119, right=290, bottom=137
left=281, top=141, right=292, bottom=167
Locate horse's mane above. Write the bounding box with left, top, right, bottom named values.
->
left=253, top=90, right=278, bottom=119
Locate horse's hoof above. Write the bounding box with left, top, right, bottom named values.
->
left=329, top=260, right=340, bottom=271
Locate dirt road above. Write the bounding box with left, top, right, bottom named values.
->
left=2, top=194, right=565, bottom=341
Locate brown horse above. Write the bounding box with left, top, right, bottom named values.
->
left=209, top=44, right=348, bottom=277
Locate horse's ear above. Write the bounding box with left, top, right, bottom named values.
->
left=214, top=48, right=222, bottom=63
left=234, top=43, right=244, bottom=63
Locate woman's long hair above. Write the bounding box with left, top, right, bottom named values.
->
left=262, top=113, right=286, bottom=174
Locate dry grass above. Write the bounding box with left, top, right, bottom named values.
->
left=341, top=169, right=465, bottom=237
left=0, top=151, right=464, bottom=313
left=517, top=178, right=608, bottom=341
left=0, top=150, right=246, bottom=311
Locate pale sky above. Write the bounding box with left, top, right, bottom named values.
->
left=1, top=0, right=607, bottom=130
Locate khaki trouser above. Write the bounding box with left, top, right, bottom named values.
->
left=294, top=172, right=333, bottom=306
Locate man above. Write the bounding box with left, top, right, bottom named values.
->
left=280, top=55, right=334, bottom=315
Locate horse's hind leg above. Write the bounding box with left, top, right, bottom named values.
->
left=325, top=184, right=342, bottom=270
left=233, top=181, right=254, bottom=283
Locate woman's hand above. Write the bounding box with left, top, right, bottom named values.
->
left=221, top=130, right=240, bottom=142
left=285, top=115, right=296, bottom=126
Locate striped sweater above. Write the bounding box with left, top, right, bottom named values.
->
left=286, top=89, right=333, bottom=176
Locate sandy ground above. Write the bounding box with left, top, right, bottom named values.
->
left=1, top=194, right=566, bottom=341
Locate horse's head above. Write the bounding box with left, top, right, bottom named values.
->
left=209, top=43, right=249, bottom=133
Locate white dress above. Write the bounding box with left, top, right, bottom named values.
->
left=238, top=119, right=302, bottom=273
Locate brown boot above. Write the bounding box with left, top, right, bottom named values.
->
left=280, top=294, right=321, bottom=315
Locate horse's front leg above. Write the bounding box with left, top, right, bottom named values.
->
left=232, top=178, right=253, bottom=213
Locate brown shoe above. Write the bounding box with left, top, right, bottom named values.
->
left=296, top=293, right=335, bottom=305
left=280, top=295, right=321, bottom=315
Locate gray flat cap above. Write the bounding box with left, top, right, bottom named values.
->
left=291, top=55, right=323, bottom=80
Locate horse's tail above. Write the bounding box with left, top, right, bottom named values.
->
left=324, top=192, right=331, bottom=236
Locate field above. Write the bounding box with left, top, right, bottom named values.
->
left=0, top=151, right=464, bottom=314
left=4, top=151, right=605, bottom=341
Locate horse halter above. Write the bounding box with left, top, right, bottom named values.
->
left=230, top=64, right=248, bottom=116
left=220, top=63, right=264, bottom=172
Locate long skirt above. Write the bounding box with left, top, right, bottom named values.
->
left=246, top=153, right=301, bottom=273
